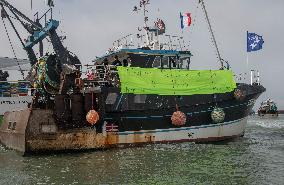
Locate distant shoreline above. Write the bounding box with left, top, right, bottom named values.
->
left=278, top=110, right=284, bottom=114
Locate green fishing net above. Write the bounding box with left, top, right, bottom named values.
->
left=117, top=67, right=236, bottom=95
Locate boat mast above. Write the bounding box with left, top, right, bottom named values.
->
left=199, top=0, right=224, bottom=68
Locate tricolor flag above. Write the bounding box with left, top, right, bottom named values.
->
left=180, top=12, right=192, bottom=29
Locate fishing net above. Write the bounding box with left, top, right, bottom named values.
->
left=117, top=67, right=236, bottom=95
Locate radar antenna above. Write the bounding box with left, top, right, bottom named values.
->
left=133, top=0, right=151, bottom=46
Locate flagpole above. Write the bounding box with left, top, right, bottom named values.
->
left=246, top=31, right=264, bottom=85
left=179, top=12, right=184, bottom=51
left=181, top=28, right=185, bottom=51
left=246, top=31, right=249, bottom=83
left=247, top=52, right=251, bottom=84
left=246, top=52, right=249, bottom=71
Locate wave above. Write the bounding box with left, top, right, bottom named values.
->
left=248, top=116, right=284, bottom=129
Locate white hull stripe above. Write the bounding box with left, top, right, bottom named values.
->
left=118, top=117, right=247, bottom=136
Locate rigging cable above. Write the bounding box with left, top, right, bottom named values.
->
left=1, top=15, right=25, bottom=79
left=199, top=0, right=223, bottom=68
left=191, top=2, right=200, bottom=28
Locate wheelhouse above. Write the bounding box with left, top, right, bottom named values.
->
left=93, top=49, right=193, bottom=69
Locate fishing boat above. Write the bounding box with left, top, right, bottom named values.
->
left=0, top=0, right=265, bottom=154
left=258, top=99, right=278, bottom=117
left=0, top=80, right=32, bottom=114
left=87, top=0, right=265, bottom=143
left=0, top=69, right=32, bottom=126
left=0, top=69, right=32, bottom=116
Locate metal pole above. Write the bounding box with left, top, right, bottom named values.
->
left=250, top=70, right=254, bottom=85
left=143, top=2, right=150, bottom=46
left=199, top=0, right=223, bottom=68
left=257, top=70, right=260, bottom=85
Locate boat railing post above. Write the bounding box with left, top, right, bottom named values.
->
left=250, top=70, right=254, bottom=85
left=257, top=70, right=260, bottom=85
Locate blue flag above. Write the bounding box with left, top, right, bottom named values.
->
left=247, top=32, right=264, bottom=52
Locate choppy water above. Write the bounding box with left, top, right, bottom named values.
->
left=0, top=116, right=283, bottom=185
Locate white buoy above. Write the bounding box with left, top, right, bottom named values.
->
left=211, top=107, right=225, bottom=123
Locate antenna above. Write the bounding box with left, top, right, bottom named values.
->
left=133, top=0, right=151, bottom=46
left=165, top=35, right=173, bottom=50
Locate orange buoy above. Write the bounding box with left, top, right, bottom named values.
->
left=86, top=110, right=100, bottom=125
left=75, top=78, right=84, bottom=89
left=171, top=111, right=186, bottom=126
left=234, top=89, right=245, bottom=101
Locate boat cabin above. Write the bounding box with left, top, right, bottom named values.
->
left=93, top=49, right=193, bottom=69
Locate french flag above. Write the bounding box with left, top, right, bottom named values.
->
left=180, top=12, right=192, bottom=29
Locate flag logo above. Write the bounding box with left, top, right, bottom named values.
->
left=106, top=123, right=119, bottom=133
left=180, top=12, right=191, bottom=29
left=247, top=32, right=264, bottom=52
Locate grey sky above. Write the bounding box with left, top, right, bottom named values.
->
left=0, top=0, right=283, bottom=109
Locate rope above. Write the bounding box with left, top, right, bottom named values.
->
left=175, top=104, right=179, bottom=111
left=1, top=17, right=25, bottom=79
left=91, top=92, right=94, bottom=110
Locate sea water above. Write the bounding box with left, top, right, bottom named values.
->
left=0, top=116, right=283, bottom=185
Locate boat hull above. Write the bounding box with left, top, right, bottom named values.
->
left=0, top=84, right=265, bottom=155
left=258, top=113, right=278, bottom=118
left=0, top=109, right=247, bottom=154
left=113, top=118, right=247, bottom=145
left=0, top=109, right=107, bottom=154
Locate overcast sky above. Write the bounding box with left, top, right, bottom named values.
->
left=0, top=0, right=283, bottom=109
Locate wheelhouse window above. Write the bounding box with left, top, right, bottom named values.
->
left=169, top=56, right=178, bottom=69
left=161, top=56, right=169, bottom=68
left=179, top=57, right=191, bottom=69
left=160, top=56, right=179, bottom=69
left=152, top=56, right=162, bottom=68
left=151, top=55, right=191, bottom=69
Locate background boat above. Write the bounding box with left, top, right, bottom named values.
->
left=258, top=99, right=278, bottom=117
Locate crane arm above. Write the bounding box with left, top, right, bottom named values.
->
left=0, top=0, right=41, bottom=30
